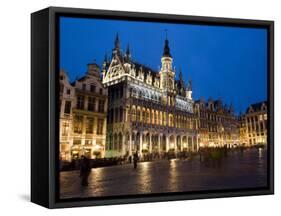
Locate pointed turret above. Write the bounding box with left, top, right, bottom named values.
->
left=102, top=53, right=108, bottom=80
left=124, top=43, right=131, bottom=63
left=177, top=68, right=185, bottom=96
left=179, top=68, right=184, bottom=86
left=229, top=102, right=234, bottom=113
left=112, top=33, right=121, bottom=56
left=114, top=33, right=120, bottom=50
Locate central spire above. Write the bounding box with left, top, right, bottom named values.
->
left=162, top=38, right=172, bottom=58
left=114, top=33, right=120, bottom=50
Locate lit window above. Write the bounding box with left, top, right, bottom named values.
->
left=86, top=118, right=94, bottom=134
left=64, top=101, right=71, bottom=114
left=82, top=84, right=86, bottom=91
left=98, top=100, right=105, bottom=112
left=73, top=116, right=83, bottom=134
left=90, top=84, right=96, bottom=93
left=97, top=119, right=104, bottom=135
left=61, top=121, right=69, bottom=136
left=88, top=97, right=95, bottom=111
left=77, top=96, right=84, bottom=109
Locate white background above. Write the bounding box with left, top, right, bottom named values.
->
left=0, top=0, right=279, bottom=214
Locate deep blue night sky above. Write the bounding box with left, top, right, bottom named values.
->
left=59, top=17, right=267, bottom=114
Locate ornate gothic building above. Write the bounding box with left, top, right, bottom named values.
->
left=102, top=34, right=198, bottom=158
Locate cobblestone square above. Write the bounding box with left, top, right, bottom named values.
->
left=60, top=148, right=267, bottom=199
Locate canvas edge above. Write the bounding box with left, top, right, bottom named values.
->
left=30, top=6, right=274, bottom=209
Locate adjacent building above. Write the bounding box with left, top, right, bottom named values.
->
left=59, top=63, right=108, bottom=161
left=102, top=34, right=198, bottom=158
left=194, top=98, right=240, bottom=148
left=59, top=70, right=75, bottom=161
left=244, top=101, right=268, bottom=146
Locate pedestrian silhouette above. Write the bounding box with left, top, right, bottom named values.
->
left=80, top=155, right=91, bottom=186
left=133, top=151, right=139, bottom=169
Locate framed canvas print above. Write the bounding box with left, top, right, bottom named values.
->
left=31, top=7, right=274, bottom=208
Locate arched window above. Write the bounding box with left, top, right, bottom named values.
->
left=142, top=108, right=146, bottom=123
left=169, top=114, right=174, bottom=127
left=119, top=107, right=123, bottom=122
left=131, top=106, right=136, bottom=122
left=146, top=109, right=150, bottom=124
left=113, top=133, right=118, bottom=150
left=155, top=111, right=158, bottom=125
left=136, top=107, right=141, bottom=122
left=151, top=110, right=154, bottom=124
left=118, top=133, right=122, bottom=152
left=109, top=134, right=113, bottom=150
left=114, top=108, right=119, bottom=123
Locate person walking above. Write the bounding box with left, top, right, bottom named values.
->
left=133, top=151, right=139, bottom=169
left=80, top=155, right=91, bottom=186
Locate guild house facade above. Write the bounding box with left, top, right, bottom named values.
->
left=59, top=63, right=108, bottom=161
left=102, top=34, right=198, bottom=158
left=194, top=98, right=240, bottom=148
left=244, top=101, right=268, bottom=146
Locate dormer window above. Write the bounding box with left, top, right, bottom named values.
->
left=82, top=84, right=86, bottom=91
left=90, top=84, right=96, bottom=93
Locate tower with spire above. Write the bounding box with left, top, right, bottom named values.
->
left=159, top=35, right=175, bottom=92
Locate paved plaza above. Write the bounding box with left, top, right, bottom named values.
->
left=60, top=148, right=267, bottom=199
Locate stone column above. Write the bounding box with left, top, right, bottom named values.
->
left=149, top=134, right=152, bottom=153
left=158, top=135, right=161, bottom=154
left=175, top=136, right=178, bottom=153
left=192, top=136, right=194, bottom=152
left=166, top=135, right=169, bottom=152
left=122, top=134, right=126, bottom=156
left=196, top=135, right=199, bottom=151
left=129, top=133, right=132, bottom=156
left=139, top=132, right=143, bottom=157
left=180, top=136, right=183, bottom=151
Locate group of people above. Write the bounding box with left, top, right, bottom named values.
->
left=79, top=151, right=140, bottom=186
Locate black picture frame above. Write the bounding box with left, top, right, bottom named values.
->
left=31, top=6, right=274, bottom=209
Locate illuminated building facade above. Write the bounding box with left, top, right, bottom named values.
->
left=102, top=34, right=198, bottom=158
left=238, top=114, right=248, bottom=146
left=194, top=98, right=240, bottom=148
left=244, top=101, right=267, bottom=146
left=59, top=63, right=108, bottom=161
left=59, top=70, right=75, bottom=161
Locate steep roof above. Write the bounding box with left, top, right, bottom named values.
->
left=246, top=101, right=267, bottom=113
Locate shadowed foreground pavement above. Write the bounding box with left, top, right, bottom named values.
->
left=60, top=148, right=267, bottom=199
